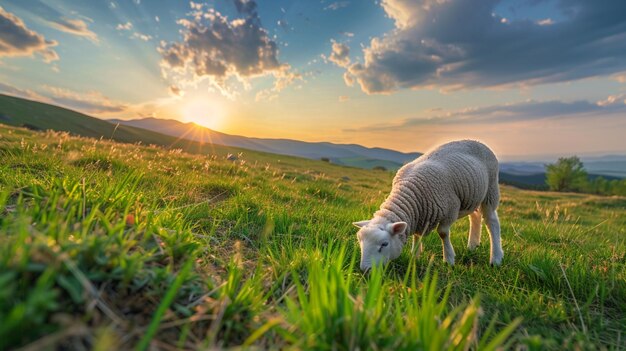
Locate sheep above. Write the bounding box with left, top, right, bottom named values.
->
left=353, top=140, right=503, bottom=271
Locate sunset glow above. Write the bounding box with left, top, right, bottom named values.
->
left=180, top=98, right=225, bottom=131
left=0, top=1, right=625, bottom=158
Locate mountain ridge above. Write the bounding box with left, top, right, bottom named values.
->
left=1, top=93, right=624, bottom=185
left=108, top=117, right=423, bottom=168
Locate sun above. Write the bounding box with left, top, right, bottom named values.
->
left=180, top=98, right=224, bottom=130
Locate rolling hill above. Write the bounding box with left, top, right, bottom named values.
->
left=0, top=94, right=176, bottom=146
left=0, top=94, right=262, bottom=159
left=1, top=93, right=622, bottom=191
left=108, top=117, right=422, bottom=167
left=1, top=122, right=624, bottom=349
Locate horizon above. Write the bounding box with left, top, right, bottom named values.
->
left=105, top=114, right=626, bottom=162
left=1, top=0, right=625, bottom=158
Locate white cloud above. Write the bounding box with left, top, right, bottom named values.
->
left=324, top=1, right=350, bottom=11
left=42, top=85, right=128, bottom=113
left=169, top=85, right=183, bottom=97
left=116, top=22, right=133, bottom=31
left=47, top=17, right=99, bottom=43
left=159, top=0, right=298, bottom=99
left=131, top=32, right=152, bottom=41
left=0, top=82, right=51, bottom=102
left=328, top=41, right=350, bottom=68
left=537, top=18, right=554, bottom=26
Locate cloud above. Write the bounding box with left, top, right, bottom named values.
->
left=159, top=0, right=297, bottom=98
left=612, top=73, right=626, bottom=84
left=131, top=32, right=152, bottom=41
left=277, top=19, right=290, bottom=32
left=42, top=85, right=127, bottom=113
left=0, top=6, right=58, bottom=62
left=47, top=18, right=99, bottom=43
left=345, top=0, right=626, bottom=94
left=169, top=85, right=183, bottom=97
left=328, top=41, right=350, bottom=68
left=3, top=1, right=98, bottom=44
left=233, top=0, right=257, bottom=16
left=117, top=22, right=150, bottom=41
left=345, top=97, right=626, bottom=132
left=597, top=93, right=626, bottom=107
left=324, top=1, right=350, bottom=11
left=116, top=22, right=133, bottom=31
left=0, top=81, right=51, bottom=101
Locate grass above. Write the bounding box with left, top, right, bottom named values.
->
left=332, top=156, right=403, bottom=170
left=0, top=94, right=259, bottom=160
left=0, top=123, right=624, bottom=350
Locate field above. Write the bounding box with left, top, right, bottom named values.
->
left=1, top=124, right=625, bottom=350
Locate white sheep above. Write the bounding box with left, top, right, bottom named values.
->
left=354, top=140, right=503, bottom=271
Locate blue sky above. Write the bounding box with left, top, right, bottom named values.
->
left=0, top=0, right=625, bottom=159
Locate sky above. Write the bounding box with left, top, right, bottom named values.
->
left=0, top=0, right=625, bottom=160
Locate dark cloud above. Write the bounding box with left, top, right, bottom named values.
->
left=233, top=0, right=257, bottom=16
left=6, top=1, right=98, bottom=43
left=0, top=6, right=58, bottom=62
left=159, top=0, right=297, bottom=98
left=346, top=0, right=626, bottom=94
left=345, top=97, right=626, bottom=132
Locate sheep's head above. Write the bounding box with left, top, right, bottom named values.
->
left=353, top=220, right=408, bottom=272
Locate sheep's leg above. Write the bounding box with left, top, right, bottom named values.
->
left=468, top=210, right=482, bottom=251
left=412, top=234, right=424, bottom=258
left=437, top=225, right=455, bottom=265
left=482, top=208, right=503, bottom=265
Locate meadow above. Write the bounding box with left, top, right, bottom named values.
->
left=1, top=123, right=625, bottom=350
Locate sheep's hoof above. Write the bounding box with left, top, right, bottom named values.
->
left=490, top=257, right=503, bottom=266
left=467, top=243, right=480, bottom=251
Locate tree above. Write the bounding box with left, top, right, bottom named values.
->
left=545, top=156, right=588, bottom=192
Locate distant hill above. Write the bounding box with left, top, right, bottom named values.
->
left=1, top=93, right=623, bottom=192
left=108, top=117, right=422, bottom=168
left=580, top=156, right=626, bottom=178
left=0, top=94, right=252, bottom=158
left=501, top=158, right=626, bottom=178
left=0, top=94, right=187, bottom=146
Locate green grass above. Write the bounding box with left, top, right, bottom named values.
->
left=1, top=123, right=625, bottom=350
left=333, top=156, right=403, bottom=170
left=0, top=93, right=269, bottom=160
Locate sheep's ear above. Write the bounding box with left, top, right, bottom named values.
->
left=352, top=220, right=370, bottom=228
left=388, top=222, right=408, bottom=236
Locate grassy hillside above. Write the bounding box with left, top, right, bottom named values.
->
left=109, top=117, right=422, bottom=165
left=0, top=94, right=261, bottom=160
left=1, top=124, right=625, bottom=350
left=332, top=156, right=404, bottom=170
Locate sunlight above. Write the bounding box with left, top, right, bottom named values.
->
left=180, top=98, right=224, bottom=130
